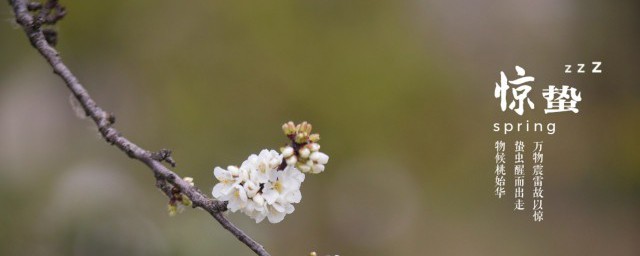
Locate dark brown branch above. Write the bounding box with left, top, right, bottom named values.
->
left=7, top=1, right=270, bottom=255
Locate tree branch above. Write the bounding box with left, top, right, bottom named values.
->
left=7, top=1, right=270, bottom=255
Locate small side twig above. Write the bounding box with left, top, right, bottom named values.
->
left=7, top=1, right=269, bottom=255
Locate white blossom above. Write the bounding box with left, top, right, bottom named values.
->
left=262, top=165, right=304, bottom=205
left=211, top=121, right=329, bottom=224
left=242, top=149, right=282, bottom=183
left=212, top=166, right=241, bottom=198
left=212, top=149, right=305, bottom=223
left=224, top=184, right=248, bottom=212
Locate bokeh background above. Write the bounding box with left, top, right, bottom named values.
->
left=1, top=1, right=639, bottom=255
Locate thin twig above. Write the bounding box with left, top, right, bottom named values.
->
left=7, top=1, right=270, bottom=255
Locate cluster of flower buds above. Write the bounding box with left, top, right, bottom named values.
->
left=211, top=121, right=329, bottom=223
left=168, top=177, right=195, bottom=216
left=281, top=121, right=329, bottom=174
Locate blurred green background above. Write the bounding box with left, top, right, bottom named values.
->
left=1, top=1, right=638, bottom=255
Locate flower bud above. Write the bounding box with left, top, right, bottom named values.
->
left=308, top=143, right=320, bottom=152
left=168, top=204, right=178, bottom=216
left=311, top=164, right=325, bottom=174
left=282, top=146, right=294, bottom=157
left=309, top=133, right=320, bottom=142
left=299, top=147, right=310, bottom=158
left=310, top=152, right=329, bottom=165
left=282, top=121, right=296, bottom=135
left=286, top=155, right=298, bottom=165
left=298, top=163, right=311, bottom=173
left=183, top=177, right=194, bottom=186
left=295, top=132, right=308, bottom=144
left=181, top=194, right=193, bottom=207
left=298, top=121, right=312, bottom=134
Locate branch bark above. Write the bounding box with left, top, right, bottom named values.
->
left=7, top=1, right=270, bottom=255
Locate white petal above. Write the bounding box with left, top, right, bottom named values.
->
left=245, top=201, right=256, bottom=212
left=267, top=209, right=286, bottom=223
left=258, top=149, right=271, bottom=158
left=244, top=180, right=259, bottom=194
left=271, top=202, right=286, bottom=212
left=286, top=190, right=302, bottom=203
left=235, top=185, right=248, bottom=201
left=284, top=203, right=295, bottom=214
left=228, top=166, right=240, bottom=176
left=286, top=166, right=305, bottom=182
left=246, top=155, right=259, bottom=166
left=269, top=158, right=281, bottom=169
left=252, top=169, right=270, bottom=184
left=253, top=194, right=265, bottom=206
left=214, top=167, right=230, bottom=181
left=254, top=212, right=267, bottom=223
left=239, top=168, right=250, bottom=181
left=227, top=197, right=244, bottom=212
left=262, top=189, right=279, bottom=204
left=212, top=183, right=226, bottom=198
